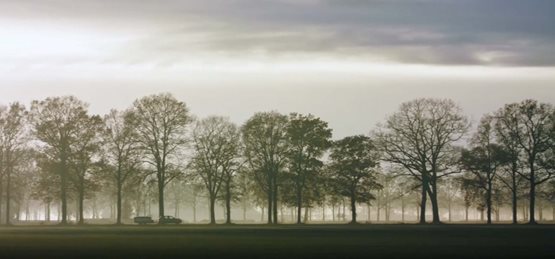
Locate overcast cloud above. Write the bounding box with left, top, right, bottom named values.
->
left=0, top=0, right=553, bottom=138
left=1, top=0, right=555, bottom=66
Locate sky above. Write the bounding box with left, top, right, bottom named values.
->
left=0, top=0, right=554, bottom=138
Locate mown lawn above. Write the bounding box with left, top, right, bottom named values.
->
left=0, top=224, right=553, bottom=258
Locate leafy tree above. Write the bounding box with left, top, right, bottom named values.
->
left=190, top=116, right=241, bottom=224
left=68, top=113, right=103, bottom=224
left=328, top=135, right=381, bottom=224
left=129, top=93, right=191, bottom=219
left=376, top=98, right=469, bottom=224
left=286, top=113, right=332, bottom=224
left=461, top=115, right=511, bottom=224
left=0, top=103, right=28, bottom=225
left=242, top=112, right=289, bottom=224
left=30, top=96, right=92, bottom=224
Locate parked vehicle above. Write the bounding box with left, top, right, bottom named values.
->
left=134, top=216, right=155, bottom=225
left=159, top=216, right=182, bottom=224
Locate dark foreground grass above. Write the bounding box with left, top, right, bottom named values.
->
left=0, top=224, right=553, bottom=259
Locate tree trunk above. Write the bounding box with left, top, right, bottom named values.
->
left=296, top=187, right=302, bottom=224
left=209, top=197, right=216, bottom=224
left=386, top=202, right=390, bottom=222
left=60, top=158, right=68, bottom=224
left=350, top=194, right=357, bottom=223
left=511, top=162, right=518, bottom=224
left=367, top=204, right=371, bottom=222
left=465, top=206, right=469, bottom=222
left=416, top=204, right=420, bottom=222
left=25, top=202, right=29, bottom=221
left=57, top=202, right=61, bottom=221
left=158, top=172, right=165, bottom=220
left=401, top=198, right=405, bottom=222
left=538, top=200, right=543, bottom=221
left=529, top=163, right=536, bottom=224
left=342, top=199, right=346, bottom=221
left=243, top=203, right=247, bottom=221
left=78, top=184, right=85, bottom=225
left=5, top=165, right=11, bottom=225
left=193, top=201, right=197, bottom=223
left=225, top=180, right=232, bottom=224
left=272, top=176, right=278, bottom=224
left=116, top=181, right=123, bottom=224
left=447, top=200, right=452, bottom=222
left=175, top=198, right=179, bottom=218
left=267, top=182, right=273, bottom=224
left=486, top=181, right=492, bottom=224
left=46, top=201, right=51, bottom=222
left=332, top=204, right=335, bottom=222
left=0, top=173, right=3, bottom=225
left=303, top=206, right=309, bottom=223
left=428, top=184, right=440, bottom=224
left=419, top=182, right=427, bottom=224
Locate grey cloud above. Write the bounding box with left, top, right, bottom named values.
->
left=2, top=0, right=554, bottom=66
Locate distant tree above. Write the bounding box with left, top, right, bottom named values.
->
left=375, top=171, right=408, bottom=222
left=460, top=175, right=485, bottom=221
left=328, top=135, right=381, bottom=224
left=286, top=113, right=332, bottom=224
left=32, top=154, right=60, bottom=222
left=235, top=169, right=255, bottom=221
left=376, top=98, right=469, bottom=224
left=102, top=109, right=142, bottom=224
left=241, top=112, right=289, bottom=224
left=496, top=100, right=554, bottom=224
left=129, top=93, right=191, bottom=219
left=183, top=182, right=205, bottom=223
left=0, top=103, right=28, bottom=225
left=30, top=96, right=92, bottom=224
left=190, top=116, right=241, bottom=224
left=461, top=115, right=511, bottom=224
left=10, top=148, right=37, bottom=222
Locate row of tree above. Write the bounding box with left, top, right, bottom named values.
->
left=0, top=94, right=552, bottom=225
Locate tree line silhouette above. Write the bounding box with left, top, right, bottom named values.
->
left=0, top=93, right=553, bottom=225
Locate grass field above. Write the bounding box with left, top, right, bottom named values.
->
left=0, top=224, right=553, bottom=258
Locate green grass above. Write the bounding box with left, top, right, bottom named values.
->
left=0, top=224, right=553, bottom=258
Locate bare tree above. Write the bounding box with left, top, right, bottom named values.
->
left=494, top=103, right=527, bottom=224
left=461, top=115, right=511, bottom=224
left=190, top=116, right=241, bottom=224
left=101, top=109, right=142, bottom=224
left=496, top=100, right=554, bottom=224
left=129, top=93, right=191, bottom=219
left=376, top=98, right=469, bottom=224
